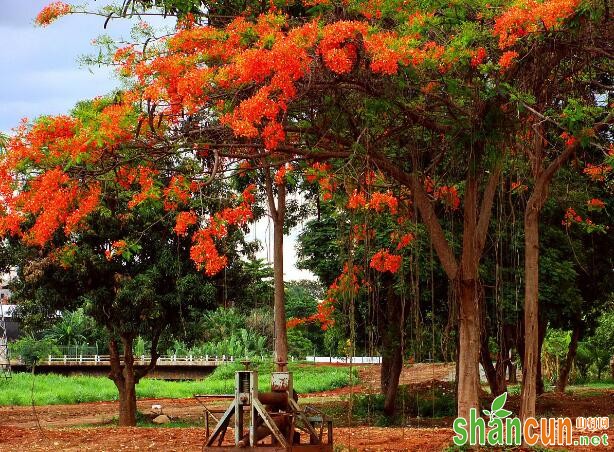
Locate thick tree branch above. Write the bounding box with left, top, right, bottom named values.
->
left=135, top=326, right=163, bottom=382
left=264, top=166, right=278, bottom=219
left=368, top=149, right=459, bottom=279
left=475, top=164, right=502, bottom=258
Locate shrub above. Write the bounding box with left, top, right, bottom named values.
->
left=9, top=336, right=60, bottom=366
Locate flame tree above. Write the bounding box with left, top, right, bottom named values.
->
left=1, top=0, right=611, bottom=420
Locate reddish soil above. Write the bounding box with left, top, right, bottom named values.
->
left=1, top=425, right=612, bottom=451
left=0, top=426, right=455, bottom=451
left=303, top=362, right=455, bottom=398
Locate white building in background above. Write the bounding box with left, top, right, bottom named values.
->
left=0, top=269, right=20, bottom=340
left=0, top=268, right=17, bottom=304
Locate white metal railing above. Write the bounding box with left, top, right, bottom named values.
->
left=43, top=354, right=242, bottom=365
left=9, top=354, right=316, bottom=365
left=305, top=356, right=382, bottom=364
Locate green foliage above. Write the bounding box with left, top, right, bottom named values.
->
left=9, top=336, right=60, bottom=366
left=542, top=329, right=572, bottom=383
left=574, top=341, right=594, bottom=380
left=229, top=259, right=274, bottom=310
left=285, top=280, right=322, bottom=319
left=44, top=308, right=104, bottom=348
left=287, top=329, right=314, bottom=359
left=297, top=208, right=344, bottom=287
left=168, top=327, right=269, bottom=358
left=584, top=307, right=614, bottom=380
left=199, top=307, right=245, bottom=344
left=542, top=329, right=571, bottom=362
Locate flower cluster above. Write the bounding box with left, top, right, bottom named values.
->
left=347, top=190, right=367, bottom=209
left=370, top=191, right=398, bottom=214
left=105, top=240, right=128, bottom=261
left=560, top=132, right=578, bottom=148
left=189, top=185, right=256, bottom=275
left=35, top=2, right=72, bottom=27
left=274, top=163, right=294, bottom=185
left=0, top=166, right=104, bottom=246
left=319, top=21, right=368, bottom=74
left=395, top=232, right=415, bottom=250
left=174, top=211, right=199, bottom=236
left=346, top=190, right=398, bottom=213
left=562, top=207, right=607, bottom=233
left=498, top=50, right=519, bottom=70
left=305, top=162, right=336, bottom=201
left=370, top=249, right=403, bottom=273
left=127, top=167, right=161, bottom=208
left=163, top=175, right=192, bottom=211
left=287, top=263, right=360, bottom=331
left=562, top=207, right=583, bottom=227
left=434, top=185, right=461, bottom=210
left=511, top=181, right=528, bottom=193
left=493, top=0, right=582, bottom=49
left=471, top=47, right=487, bottom=67
left=583, top=163, right=612, bottom=182
left=64, top=183, right=102, bottom=234
left=587, top=198, right=605, bottom=211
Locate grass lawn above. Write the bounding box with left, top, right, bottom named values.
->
left=0, top=362, right=356, bottom=406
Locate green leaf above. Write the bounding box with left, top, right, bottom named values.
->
left=494, top=409, right=512, bottom=419
left=482, top=409, right=491, bottom=417
left=491, top=392, right=507, bottom=412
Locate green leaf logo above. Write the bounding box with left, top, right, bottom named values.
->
left=483, top=392, right=511, bottom=422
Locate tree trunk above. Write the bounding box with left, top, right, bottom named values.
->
left=382, top=347, right=403, bottom=416
left=273, top=217, right=288, bottom=371
left=265, top=167, right=288, bottom=372
left=520, top=138, right=576, bottom=423
left=109, top=336, right=138, bottom=427
left=536, top=316, right=547, bottom=396
left=458, top=279, right=481, bottom=419
left=556, top=322, right=581, bottom=393
left=380, top=277, right=404, bottom=416
left=521, top=206, right=539, bottom=422
left=495, top=329, right=509, bottom=393
left=480, top=332, right=501, bottom=396
left=456, top=174, right=483, bottom=420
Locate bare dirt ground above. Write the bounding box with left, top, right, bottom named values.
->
left=1, top=424, right=612, bottom=451
left=0, top=426, right=454, bottom=451
left=0, top=363, right=612, bottom=451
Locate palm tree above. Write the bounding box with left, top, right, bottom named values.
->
left=45, top=309, right=88, bottom=353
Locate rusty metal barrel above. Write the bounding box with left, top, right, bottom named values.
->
left=258, top=391, right=288, bottom=408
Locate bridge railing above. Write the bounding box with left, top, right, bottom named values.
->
left=42, top=354, right=253, bottom=365
left=305, top=356, right=382, bottom=364
left=11, top=354, right=301, bottom=365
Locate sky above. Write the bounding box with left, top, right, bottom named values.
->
left=0, top=1, right=315, bottom=281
